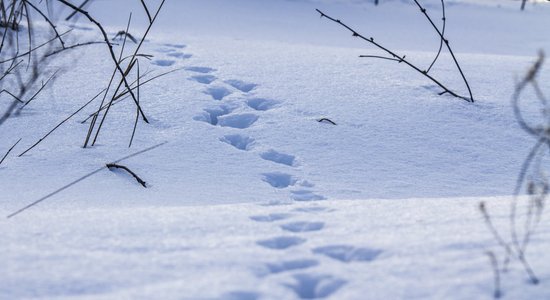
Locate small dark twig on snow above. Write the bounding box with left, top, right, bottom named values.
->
left=6, top=142, right=166, bottom=219
left=318, top=118, right=337, bottom=125
left=106, top=163, right=147, bottom=187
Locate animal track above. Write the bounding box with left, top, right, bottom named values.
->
left=152, top=59, right=175, bottom=67
left=221, top=291, right=260, bottom=300
left=162, top=43, right=186, bottom=49
left=263, top=259, right=319, bottom=275
left=260, top=150, right=296, bottom=167
left=300, top=181, right=315, bottom=188
left=189, top=75, right=217, bottom=85
left=249, top=213, right=293, bottom=222
left=293, top=207, right=331, bottom=213
left=193, top=105, right=235, bottom=126
left=281, top=221, right=325, bottom=233
left=204, top=86, right=232, bottom=101
left=220, top=134, right=255, bottom=151
left=69, top=24, right=93, bottom=31
left=246, top=98, right=281, bottom=111
left=312, top=245, right=382, bottom=263
left=257, top=236, right=306, bottom=250
left=262, top=172, right=297, bottom=189
left=185, top=66, right=216, bottom=73
left=284, top=274, right=347, bottom=299
left=225, top=79, right=258, bottom=93
left=291, top=190, right=326, bottom=201
left=167, top=52, right=192, bottom=59
left=218, top=113, right=259, bottom=129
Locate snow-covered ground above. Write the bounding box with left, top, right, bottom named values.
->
left=1, top=0, right=550, bottom=299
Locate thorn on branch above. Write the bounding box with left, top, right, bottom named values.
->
left=106, top=163, right=147, bottom=188
left=315, top=8, right=325, bottom=18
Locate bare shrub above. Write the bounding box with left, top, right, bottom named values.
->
left=316, top=0, right=474, bottom=102
left=480, top=51, right=548, bottom=298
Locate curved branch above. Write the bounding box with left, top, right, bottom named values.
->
left=316, top=9, right=471, bottom=102
left=426, top=0, right=446, bottom=73
left=412, top=0, right=474, bottom=102
left=106, top=163, right=147, bottom=187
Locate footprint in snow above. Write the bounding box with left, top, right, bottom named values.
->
left=220, top=291, right=260, bottom=300
left=167, top=52, right=192, bottom=59
left=258, top=259, right=319, bottom=277
left=249, top=213, right=293, bottom=222
left=260, top=149, right=297, bottom=167
left=203, top=86, right=232, bottom=101
left=284, top=273, right=347, bottom=299
left=257, top=236, right=306, bottom=250
left=189, top=74, right=217, bottom=85
left=246, top=98, right=281, bottom=111
left=225, top=79, right=258, bottom=93
left=162, top=43, right=186, bottom=49
left=312, top=245, right=382, bottom=263
left=217, top=113, right=259, bottom=129
left=152, top=59, right=176, bottom=67
left=186, top=66, right=217, bottom=74
left=262, top=172, right=297, bottom=189
left=219, top=134, right=255, bottom=151
left=281, top=221, right=325, bottom=233
left=193, top=104, right=236, bottom=126
left=291, top=190, right=326, bottom=201
left=293, top=206, right=333, bottom=213
left=68, top=24, right=94, bottom=31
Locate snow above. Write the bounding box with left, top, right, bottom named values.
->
left=2, top=198, right=550, bottom=299
left=1, top=0, right=550, bottom=299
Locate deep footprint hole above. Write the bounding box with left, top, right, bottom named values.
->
left=285, top=273, right=347, bottom=299
left=247, top=98, right=281, bottom=111
left=312, top=245, right=382, bottom=263
left=220, top=134, right=255, bottom=151
left=218, top=113, right=259, bottom=129
left=260, top=150, right=296, bottom=167
left=281, top=221, right=325, bottom=233
left=189, top=75, right=217, bottom=85
left=204, top=86, right=232, bottom=101
left=256, top=236, right=306, bottom=250
left=262, top=172, right=297, bottom=189
left=225, top=79, right=258, bottom=93
left=193, top=105, right=235, bottom=126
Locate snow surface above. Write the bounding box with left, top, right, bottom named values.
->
left=1, top=0, right=550, bottom=299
